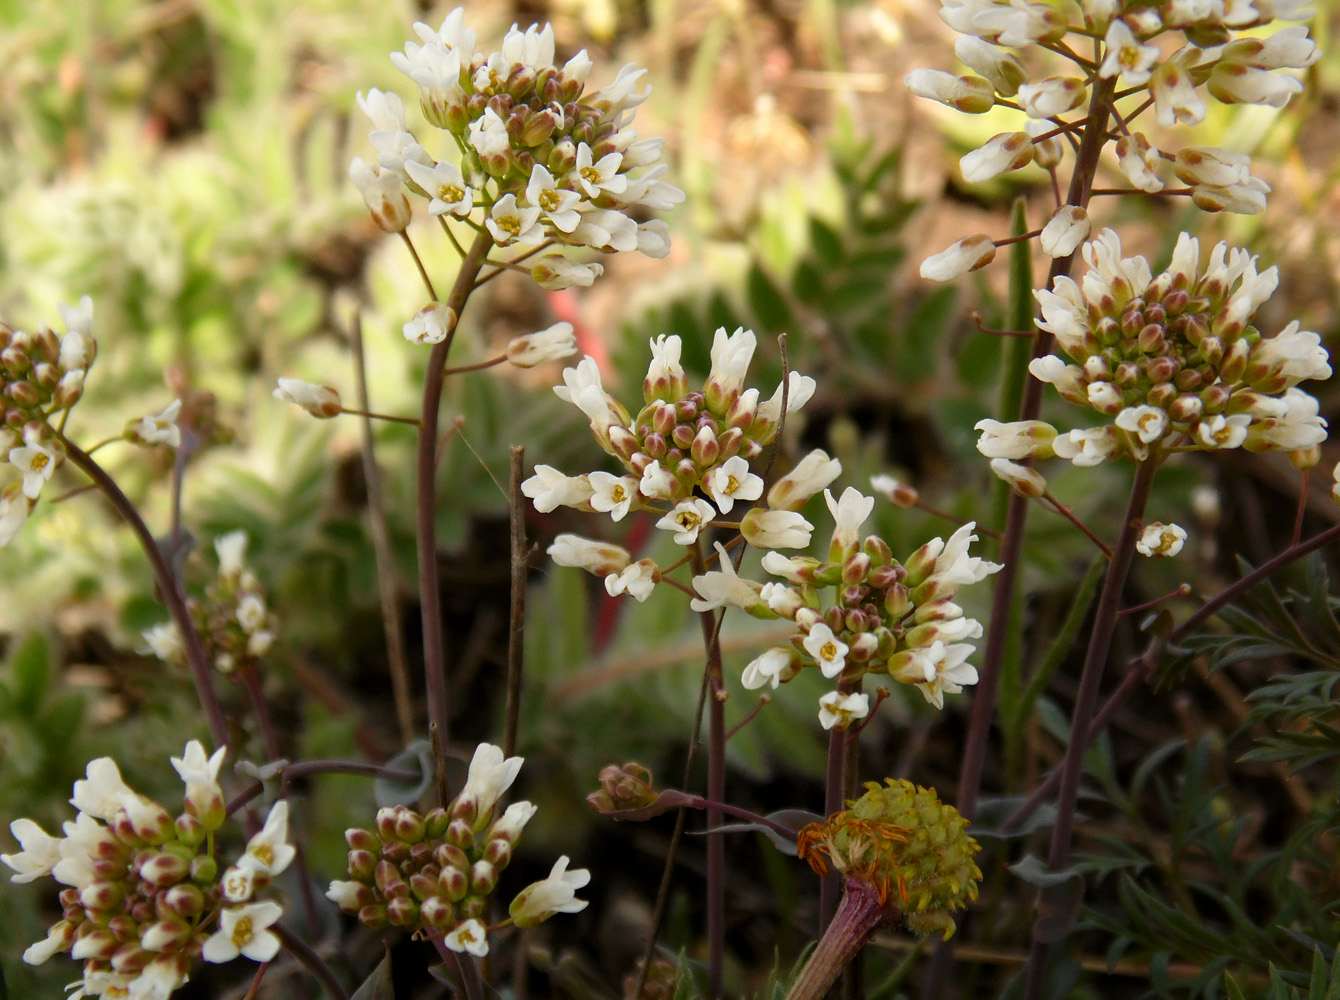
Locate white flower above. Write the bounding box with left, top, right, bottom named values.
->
left=953, top=35, right=1026, bottom=95
left=974, top=419, right=1057, bottom=460
left=522, top=465, right=594, bottom=512
left=237, top=594, right=267, bottom=633
left=170, top=741, right=226, bottom=796
left=920, top=234, right=996, bottom=281
left=804, top=623, right=849, bottom=679
left=960, top=132, right=1034, bottom=184
left=548, top=534, right=629, bottom=576
left=690, top=542, right=762, bottom=612
left=273, top=378, right=341, bottom=418
left=404, top=159, right=473, bottom=216
left=1115, top=133, right=1165, bottom=193
left=220, top=864, right=255, bottom=904
left=525, top=165, right=582, bottom=233
left=761, top=552, right=816, bottom=586
left=707, top=327, right=757, bottom=399
left=639, top=459, right=677, bottom=500
left=817, top=690, right=869, bottom=730
left=444, top=918, right=490, bottom=956
left=570, top=208, right=638, bottom=251
left=824, top=488, right=874, bottom=553
left=1209, top=63, right=1304, bottom=108
left=2, top=818, right=61, bottom=883
left=741, top=509, right=813, bottom=550
left=892, top=641, right=978, bottom=710
left=349, top=156, right=410, bottom=232
left=0, top=487, right=31, bottom=547
left=70, top=757, right=136, bottom=822
left=767, top=449, right=842, bottom=511
left=487, top=193, right=545, bottom=246
left=129, top=400, right=182, bottom=449
left=326, top=880, right=366, bottom=910
left=553, top=357, right=620, bottom=436
left=22, top=921, right=73, bottom=965
left=1028, top=356, right=1085, bottom=400
left=1017, top=77, right=1086, bottom=118
left=1040, top=206, right=1090, bottom=259
left=460, top=743, right=524, bottom=821
left=356, top=88, right=406, bottom=132
left=202, top=901, right=283, bottom=964
left=59, top=295, right=94, bottom=338
left=587, top=471, right=640, bottom=521
left=704, top=457, right=763, bottom=513
left=1115, top=405, right=1169, bottom=444
left=932, top=522, right=1001, bottom=585
left=989, top=458, right=1046, bottom=498
left=604, top=560, right=658, bottom=602
left=467, top=107, right=510, bottom=158
left=1052, top=426, right=1121, bottom=466
left=214, top=531, right=247, bottom=578
left=1252, top=321, right=1331, bottom=385
left=238, top=800, right=296, bottom=876
left=742, top=647, right=793, bottom=690
left=755, top=371, right=817, bottom=432
left=573, top=143, right=627, bottom=198
left=1099, top=19, right=1159, bottom=86
left=9, top=439, right=59, bottom=499
left=403, top=302, right=456, bottom=346
left=657, top=498, right=715, bottom=545
left=1136, top=522, right=1187, bottom=558
left=1246, top=388, right=1328, bottom=451
left=50, top=812, right=112, bottom=889
left=507, top=322, right=577, bottom=368
left=531, top=255, right=604, bottom=289
left=1151, top=54, right=1206, bottom=127
left=509, top=855, right=591, bottom=928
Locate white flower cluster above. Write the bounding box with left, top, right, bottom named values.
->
left=143, top=531, right=276, bottom=674
left=327, top=743, right=589, bottom=950
left=2, top=742, right=293, bottom=999
left=524, top=328, right=819, bottom=603
left=703, top=490, right=1001, bottom=727
left=350, top=8, right=683, bottom=285
left=976, top=229, right=1330, bottom=474
left=909, top=0, right=1319, bottom=279
left=0, top=297, right=98, bottom=547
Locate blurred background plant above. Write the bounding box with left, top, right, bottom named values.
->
left=1, top=0, right=1338, bottom=997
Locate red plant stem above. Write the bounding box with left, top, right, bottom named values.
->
left=786, top=879, right=897, bottom=1000
left=416, top=228, right=494, bottom=795
left=1022, top=458, right=1157, bottom=1000
left=273, top=923, right=350, bottom=1000
left=1002, top=519, right=1340, bottom=834
left=957, top=72, right=1118, bottom=825
left=60, top=436, right=229, bottom=751
left=819, top=677, right=859, bottom=933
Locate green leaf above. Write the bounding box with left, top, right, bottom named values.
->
left=808, top=217, right=844, bottom=265
left=7, top=633, right=50, bottom=717
left=350, top=953, right=394, bottom=1000
left=746, top=264, right=795, bottom=333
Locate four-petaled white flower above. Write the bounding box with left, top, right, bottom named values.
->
left=486, top=193, right=544, bottom=246
left=522, top=465, right=594, bottom=513
left=604, top=560, right=658, bottom=602
left=892, top=641, right=979, bottom=710
left=767, top=450, right=842, bottom=511
left=202, top=900, right=283, bottom=964
left=1136, top=522, right=1187, bottom=558
left=526, top=165, right=582, bottom=232
left=1, top=819, right=61, bottom=883
left=70, top=757, right=136, bottom=822
left=741, top=509, right=813, bottom=550
left=8, top=438, right=59, bottom=499
left=403, top=302, right=456, bottom=345
left=238, top=801, right=296, bottom=876
left=824, top=487, right=874, bottom=553
left=657, top=498, right=715, bottom=545
left=588, top=471, right=640, bottom=521
left=818, top=690, right=869, bottom=730
left=690, top=542, right=763, bottom=613
left=509, top=855, right=591, bottom=928
left=404, top=159, right=474, bottom=216
left=803, top=623, right=849, bottom=679
left=548, top=534, right=629, bottom=575
left=444, top=917, right=490, bottom=955
left=742, top=647, right=793, bottom=690
left=1115, top=405, right=1169, bottom=444
left=221, top=864, right=256, bottom=904
left=705, top=457, right=763, bottom=513
left=460, top=743, right=524, bottom=823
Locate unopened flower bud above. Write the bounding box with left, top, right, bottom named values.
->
left=138, top=852, right=189, bottom=887
left=349, top=157, right=411, bottom=232
left=904, top=69, right=996, bottom=113
left=439, top=865, right=469, bottom=901
left=470, top=859, right=498, bottom=895
left=71, top=928, right=119, bottom=962
left=960, top=132, right=1033, bottom=184
left=358, top=904, right=388, bottom=929
left=163, top=883, right=205, bottom=917
left=920, top=234, right=997, bottom=282
left=507, top=322, right=578, bottom=368
left=386, top=895, right=420, bottom=927
left=989, top=459, right=1046, bottom=498
left=140, top=919, right=191, bottom=953
left=189, top=855, right=217, bottom=884
left=273, top=378, right=342, bottom=418
left=1040, top=206, right=1090, bottom=259
left=420, top=896, right=456, bottom=927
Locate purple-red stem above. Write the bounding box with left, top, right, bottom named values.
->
left=416, top=228, right=494, bottom=797
left=786, top=879, right=899, bottom=1000
left=692, top=544, right=727, bottom=999
left=1022, top=458, right=1157, bottom=999
left=60, top=436, right=229, bottom=750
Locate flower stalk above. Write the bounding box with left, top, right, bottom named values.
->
left=786, top=878, right=898, bottom=1000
